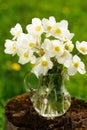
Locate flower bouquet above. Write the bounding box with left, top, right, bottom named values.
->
left=4, top=16, right=87, bottom=118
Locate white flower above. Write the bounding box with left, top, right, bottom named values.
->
left=68, top=55, right=86, bottom=75
left=42, top=16, right=56, bottom=37
left=4, top=40, right=17, bottom=55
left=18, top=49, right=36, bottom=65
left=4, top=17, right=87, bottom=77
left=76, top=41, right=87, bottom=55
left=32, top=55, right=53, bottom=77
left=57, top=50, right=72, bottom=68
left=10, top=23, right=22, bottom=39
left=51, top=20, right=74, bottom=41
left=17, top=33, right=40, bottom=53
left=26, top=34, right=41, bottom=50
left=17, top=33, right=28, bottom=50
left=52, top=40, right=64, bottom=57
left=64, top=40, right=74, bottom=52
left=26, top=18, right=43, bottom=37
left=41, top=39, right=53, bottom=57
left=15, top=33, right=31, bottom=56
left=42, top=39, right=64, bottom=58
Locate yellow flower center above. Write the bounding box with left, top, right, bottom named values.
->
left=24, top=52, right=28, bottom=58
left=35, top=26, right=41, bottom=32
left=47, top=26, right=52, bottom=31
left=36, top=41, right=39, bottom=47
left=29, top=42, right=34, bottom=48
left=73, top=62, right=79, bottom=68
left=79, top=47, right=85, bottom=52
left=61, top=51, right=66, bottom=58
left=55, top=28, right=61, bottom=35
left=54, top=46, right=60, bottom=52
left=38, top=49, right=44, bottom=56
left=41, top=60, right=48, bottom=67
left=12, top=44, right=17, bottom=51
left=65, top=43, right=70, bottom=50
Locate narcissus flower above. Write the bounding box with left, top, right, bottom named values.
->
left=64, top=40, right=74, bottom=52
left=32, top=55, right=53, bottom=77
left=68, top=55, right=86, bottom=75
left=51, top=20, right=74, bottom=41
left=26, top=18, right=43, bottom=37
left=52, top=40, right=64, bottom=57
left=18, top=49, right=36, bottom=65
left=10, top=23, right=22, bottom=39
left=42, top=16, right=56, bottom=37
left=76, top=41, right=87, bottom=55
left=57, top=50, right=72, bottom=68
left=4, top=40, right=17, bottom=55
left=4, top=16, right=87, bottom=77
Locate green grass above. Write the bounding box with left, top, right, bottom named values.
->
left=1, top=0, right=87, bottom=129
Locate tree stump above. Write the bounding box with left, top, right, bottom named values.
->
left=5, top=93, right=87, bottom=130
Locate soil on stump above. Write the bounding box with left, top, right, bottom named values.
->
left=5, top=93, right=87, bottom=130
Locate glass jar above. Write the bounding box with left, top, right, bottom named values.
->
left=24, top=71, right=71, bottom=118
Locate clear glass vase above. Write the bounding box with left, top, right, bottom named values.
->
left=24, top=71, right=71, bottom=118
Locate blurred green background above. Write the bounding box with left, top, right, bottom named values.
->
left=0, top=0, right=87, bottom=129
